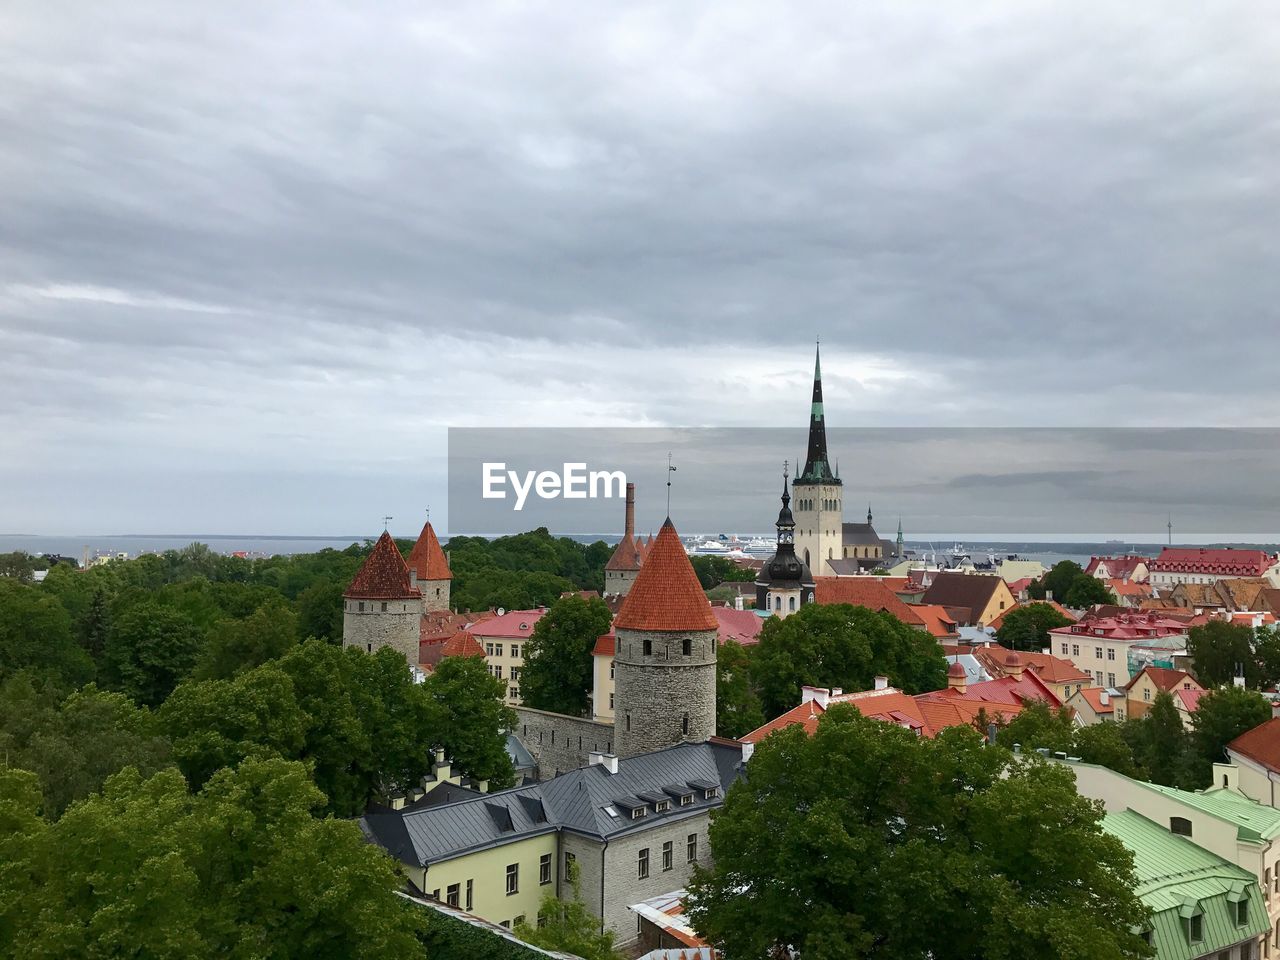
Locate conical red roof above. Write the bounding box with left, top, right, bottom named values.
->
left=344, top=532, right=421, bottom=599
left=408, top=520, right=452, bottom=581
left=605, top=534, right=641, bottom=571
left=613, top=519, right=717, bottom=632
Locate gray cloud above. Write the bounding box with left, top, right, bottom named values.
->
left=2, top=1, right=1279, bottom=535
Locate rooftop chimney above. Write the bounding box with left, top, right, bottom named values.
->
left=624, top=482, right=635, bottom=539
left=873, top=675, right=889, bottom=691
left=588, top=751, right=620, bottom=774
left=801, top=685, right=831, bottom=708
left=734, top=594, right=744, bottom=611
left=946, top=661, right=967, bottom=694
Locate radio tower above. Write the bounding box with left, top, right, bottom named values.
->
left=1167, top=514, right=1172, bottom=546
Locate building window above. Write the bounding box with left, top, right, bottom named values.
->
left=381, top=602, right=388, bottom=612
left=1061, top=643, right=1068, bottom=655
left=638, top=848, right=649, bottom=880
left=1186, top=912, right=1203, bottom=943
left=358, top=602, right=365, bottom=613
left=1107, top=673, right=1115, bottom=687
left=466, top=879, right=473, bottom=910
left=1170, top=816, right=1193, bottom=837
left=643, top=638, right=652, bottom=655
left=486, top=643, right=494, bottom=656
left=789, top=596, right=797, bottom=611
left=1094, top=647, right=1102, bottom=659
left=704, top=787, right=718, bottom=800
left=687, top=833, right=697, bottom=862
left=537, top=915, right=548, bottom=929
left=662, top=841, right=673, bottom=871
left=509, top=687, right=519, bottom=700
left=500, top=920, right=510, bottom=929
left=495, top=643, right=503, bottom=657
left=682, top=714, right=689, bottom=736
left=682, top=637, right=692, bottom=656
left=446, top=883, right=460, bottom=907
left=1094, top=671, right=1103, bottom=685
left=630, top=806, right=646, bottom=820
left=609, top=693, right=614, bottom=709
left=1072, top=644, right=1080, bottom=657
left=1144, top=688, right=1151, bottom=701
left=495, top=665, right=503, bottom=679
left=506, top=863, right=519, bottom=895
left=514, top=915, right=525, bottom=927
left=680, top=793, right=693, bottom=806
left=539, top=854, right=551, bottom=885
left=626, top=713, right=631, bottom=731
left=609, top=664, right=614, bottom=679
left=511, top=644, right=519, bottom=658
left=655, top=799, right=670, bottom=812
left=1238, top=900, right=1249, bottom=926
left=1107, top=648, right=1116, bottom=661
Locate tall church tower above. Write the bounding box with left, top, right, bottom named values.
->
left=792, top=343, right=842, bottom=576
left=612, top=518, right=719, bottom=758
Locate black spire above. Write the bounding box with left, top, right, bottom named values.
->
left=797, top=342, right=840, bottom=486
left=759, top=464, right=811, bottom=587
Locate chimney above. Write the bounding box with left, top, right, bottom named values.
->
left=741, top=741, right=755, bottom=763
left=1003, top=651, right=1024, bottom=680
left=874, top=675, right=889, bottom=691
left=801, top=685, right=830, bottom=708
left=734, top=594, right=744, bottom=611
left=624, top=482, right=635, bottom=539
left=1046, top=590, right=1054, bottom=602
left=946, top=661, right=967, bottom=694
left=1099, top=691, right=1109, bottom=706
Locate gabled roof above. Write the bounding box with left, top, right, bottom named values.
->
left=972, top=644, right=1090, bottom=685
left=1227, top=717, right=1280, bottom=773
left=812, top=577, right=926, bottom=626
left=920, top=572, right=1007, bottom=624
left=1071, top=687, right=1115, bottom=715
left=344, top=532, right=422, bottom=600
left=920, top=668, right=1062, bottom=708
left=1085, top=555, right=1150, bottom=580
left=908, top=603, right=960, bottom=638
left=1125, top=665, right=1199, bottom=693
left=712, top=606, right=763, bottom=645
left=986, top=600, right=1076, bottom=632
left=407, top=521, right=452, bottom=581
left=439, top=632, right=485, bottom=659
left=468, top=608, right=547, bottom=639
left=1175, top=687, right=1207, bottom=714
left=614, top=520, right=718, bottom=633
left=592, top=632, right=616, bottom=657
left=841, top=521, right=881, bottom=545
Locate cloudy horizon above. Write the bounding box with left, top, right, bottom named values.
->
left=3, top=1, right=1278, bottom=536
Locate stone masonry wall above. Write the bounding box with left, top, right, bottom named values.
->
left=612, top=627, right=717, bottom=758
left=513, top=706, right=614, bottom=780
left=420, top=578, right=450, bottom=612
left=342, top=600, right=421, bottom=668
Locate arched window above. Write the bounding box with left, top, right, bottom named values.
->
left=774, top=595, right=781, bottom=611
left=789, top=596, right=796, bottom=611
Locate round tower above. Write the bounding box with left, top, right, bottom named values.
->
left=612, top=518, right=719, bottom=758
left=342, top=531, right=422, bottom=666
left=408, top=519, right=452, bottom=613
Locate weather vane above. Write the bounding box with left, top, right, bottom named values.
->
left=382, top=515, right=393, bottom=531
left=666, top=453, right=676, bottom=516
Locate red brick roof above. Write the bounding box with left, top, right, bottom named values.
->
left=1073, top=687, right=1115, bottom=715
left=1125, top=665, right=1200, bottom=693
left=439, top=632, right=485, bottom=659
left=344, top=532, right=421, bottom=600
left=909, top=603, right=959, bottom=638
left=1150, top=548, right=1275, bottom=577
left=1085, top=555, right=1150, bottom=580
left=407, top=521, right=452, bottom=581
left=614, top=520, right=718, bottom=632
left=592, top=631, right=616, bottom=657
left=605, top=534, right=642, bottom=572
left=1227, top=717, right=1280, bottom=772
left=812, top=577, right=926, bottom=626
left=920, top=669, right=1062, bottom=709
left=468, top=608, right=547, bottom=639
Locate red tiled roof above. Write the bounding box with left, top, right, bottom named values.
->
left=1175, top=687, right=1207, bottom=713
left=1073, top=687, right=1115, bottom=715
left=1085, top=555, right=1150, bottom=580
left=1150, top=548, right=1276, bottom=577
left=614, top=520, right=718, bottom=632
left=592, top=631, right=616, bottom=657
left=440, top=633, right=485, bottom=659
left=741, top=699, right=826, bottom=743
left=1005, top=577, right=1034, bottom=595
left=468, top=608, right=548, bottom=639
left=1125, top=665, right=1200, bottom=693
left=812, top=578, right=926, bottom=626
left=605, top=534, right=641, bottom=572
left=713, top=606, right=764, bottom=645
left=420, top=609, right=494, bottom=645
left=1052, top=613, right=1188, bottom=642
left=1227, top=717, right=1280, bottom=772
left=407, top=521, right=452, bottom=581
left=973, top=643, right=1090, bottom=685
left=909, top=603, right=960, bottom=638
left=920, top=670, right=1061, bottom=709
left=916, top=697, right=1025, bottom=732
left=1107, top=579, right=1152, bottom=598
left=344, top=532, right=421, bottom=600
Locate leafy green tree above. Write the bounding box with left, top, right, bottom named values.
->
left=297, top=578, right=346, bottom=642
left=196, top=598, right=299, bottom=679
left=422, top=655, right=516, bottom=789
left=103, top=599, right=204, bottom=706
left=520, top=595, right=612, bottom=716
left=690, top=555, right=756, bottom=589
left=1030, top=561, right=1085, bottom=602
left=752, top=603, right=948, bottom=718
left=1186, top=685, right=1272, bottom=788
left=515, top=858, right=622, bottom=960
left=0, top=579, right=94, bottom=689
left=1063, top=575, right=1116, bottom=608
left=1128, top=692, right=1195, bottom=788
left=1187, top=621, right=1259, bottom=688
left=992, top=701, right=1076, bottom=754
left=687, top=707, right=1151, bottom=960
left=1073, top=721, right=1144, bottom=779
left=994, top=602, right=1073, bottom=651
left=716, top=639, right=765, bottom=739
left=0, top=759, right=424, bottom=958
left=81, top=588, right=111, bottom=661
left=1257, top=625, right=1280, bottom=690
left=160, top=664, right=307, bottom=788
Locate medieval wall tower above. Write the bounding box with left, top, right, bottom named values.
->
left=792, top=343, right=843, bottom=576
left=611, top=518, right=718, bottom=758
left=408, top=519, right=452, bottom=612
left=604, top=482, right=642, bottom=597
left=342, top=531, right=423, bottom=664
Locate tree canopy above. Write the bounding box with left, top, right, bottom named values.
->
left=994, top=602, right=1073, bottom=651
left=716, top=638, right=765, bottom=739
left=1186, top=621, right=1259, bottom=688
left=687, top=707, right=1151, bottom=960
left=519, top=595, right=612, bottom=717
left=751, top=603, right=948, bottom=718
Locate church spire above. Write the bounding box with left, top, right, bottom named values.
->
left=797, top=342, right=840, bottom=486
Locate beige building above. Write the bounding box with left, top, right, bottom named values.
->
left=469, top=608, right=548, bottom=706
left=1049, top=614, right=1189, bottom=690
left=920, top=572, right=1016, bottom=627
left=1125, top=666, right=1203, bottom=722
left=1227, top=718, right=1280, bottom=809
left=1064, top=686, right=1126, bottom=724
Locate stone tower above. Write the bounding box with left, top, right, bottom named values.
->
left=612, top=518, right=719, bottom=758
left=408, top=519, right=452, bottom=612
left=604, top=482, right=641, bottom=597
left=792, top=343, right=843, bottom=576
left=756, top=467, right=815, bottom=618
left=342, top=531, right=422, bottom=665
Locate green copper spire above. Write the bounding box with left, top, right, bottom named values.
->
left=797, top=342, right=840, bottom=486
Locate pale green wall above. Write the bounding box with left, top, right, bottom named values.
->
left=408, top=832, right=559, bottom=929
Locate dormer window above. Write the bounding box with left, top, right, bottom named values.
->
left=679, top=793, right=693, bottom=806
left=655, top=800, right=671, bottom=813
left=630, top=806, right=646, bottom=820
left=703, top=787, right=718, bottom=800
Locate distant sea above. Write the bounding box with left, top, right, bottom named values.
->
left=4, top=533, right=1279, bottom=567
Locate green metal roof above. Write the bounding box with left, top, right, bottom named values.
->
left=1102, top=811, right=1268, bottom=960
left=1142, top=783, right=1280, bottom=844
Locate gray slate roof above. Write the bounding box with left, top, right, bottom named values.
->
left=841, top=521, right=881, bottom=546
left=362, top=740, right=745, bottom=868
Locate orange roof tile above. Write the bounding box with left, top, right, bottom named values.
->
left=605, top=534, right=642, bottom=572
left=1227, top=717, right=1280, bottom=772
left=1125, top=665, right=1199, bottom=693
left=592, top=632, right=616, bottom=657
left=344, top=532, right=421, bottom=600
left=812, top=578, right=926, bottom=626
left=1073, top=687, right=1115, bottom=714
left=407, top=520, right=452, bottom=581
left=741, top=699, right=826, bottom=743
left=909, top=603, right=960, bottom=638
left=439, top=633, right=485, bottom=659
left=613, top=520, right=718, bottom=632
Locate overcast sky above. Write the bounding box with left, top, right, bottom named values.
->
left=2, top=1, right=1278, bottom=536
